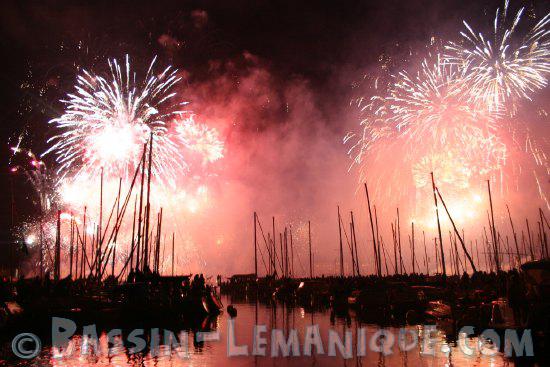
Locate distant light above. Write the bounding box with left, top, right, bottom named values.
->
left=197, top=185, right=208, bottom=195
left=186, top=198, right=199, bottom=213
left=25, top=234, right=37, bottom=246
left=60, top=212, right=72, bottom=221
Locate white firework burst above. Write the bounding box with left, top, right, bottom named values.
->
left=446, top=0, right=550, bottom=113
left=44, top=55, right=188, bottom=185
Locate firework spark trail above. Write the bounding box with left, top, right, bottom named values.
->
left=44, top=55, right=188, bottom=185
left=345, top=96, right=392, bottom=168
left=445, top=0, right=550, bottom=113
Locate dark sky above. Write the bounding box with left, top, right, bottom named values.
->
left=0, top=0, right=546, bottom=241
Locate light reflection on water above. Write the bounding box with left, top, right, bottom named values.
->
left=9, top=296, right=514, bottom=367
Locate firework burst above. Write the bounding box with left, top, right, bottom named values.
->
left=175, top=115, right=224, bottom=164
left=348, top=55, right=506, bottom=191
left=446, top=0, right=550, bottom=114
left=44, top=55, right=187, bottom=184
left=347, top=1, right=550, bottom=227
left=388, top=55, right=506, bottom=186
left=346, top=52, right=510, bottom=227
left=18, top=55, right=227, bottom=275
left=9, top=146, right=56, bottom=212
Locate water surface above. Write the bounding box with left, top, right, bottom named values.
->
left=2, top=295, right=518, bottom=367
